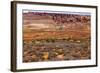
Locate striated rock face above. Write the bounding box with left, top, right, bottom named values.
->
left=23, top=11, right=91, bottom=31
left=23, top=11, right=91, bottom=62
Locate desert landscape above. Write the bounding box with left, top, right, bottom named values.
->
left=23, top=11, right=91, bottom=62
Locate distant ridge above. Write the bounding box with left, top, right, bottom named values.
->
left=23, top=10, right=91, bottom=16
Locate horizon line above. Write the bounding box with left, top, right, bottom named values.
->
left=23, top=9, right=91, bottom=16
